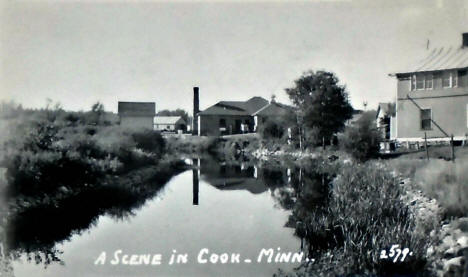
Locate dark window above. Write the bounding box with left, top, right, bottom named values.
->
left=416, top=74, right=425, bottom=89
left=420, top=109, right=432, bottom=130
left=458, top=69, right=467, bottom=87
left=219, top=119, right=226, bottom=127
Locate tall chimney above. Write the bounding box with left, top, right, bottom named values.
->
left=192, top=87, right=199, bottom=135
left=463, top=33, right=468, bottom=48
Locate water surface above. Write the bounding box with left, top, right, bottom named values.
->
left=10, top=160, right=302, bottom=277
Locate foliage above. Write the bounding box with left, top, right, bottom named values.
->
left=2, top=112, right=165, bottom=196
left=90, top=102, right=105, bottom=125
left=131, top=130, right=165, bottom=156
left=340, top=111, right=382, bottom=162
left=285, top=70, right=354, bottom=142
left=258, top=117, right=287, bottom=140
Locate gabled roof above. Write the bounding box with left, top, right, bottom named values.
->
left=198, top=97, right=269, bottom=116
left=376, top=103, right=396, bottom=118
left=393, top=46, right=468, bottom=75
left=154, top=116, right=185, bottom=125
left=252, top=101, right=295, bottom=116
left=118, top=102, right=155, bottom=116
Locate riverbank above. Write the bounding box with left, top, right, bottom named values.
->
left=165, top=134, right=467, bottom=276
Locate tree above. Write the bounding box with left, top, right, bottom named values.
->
left=156, top=109, right=189, bottom=123
left=285, top=70, right=354, bottom=148
left=90, top=102, right=105, bottom=125
left=341, top=111, right=382, bottom=162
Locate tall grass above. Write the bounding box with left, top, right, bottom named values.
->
left=288, top=162, right=431, bottom=276
left=387, top=153, right=468, bottom=218
left=412, top=159, right=468, bottom=218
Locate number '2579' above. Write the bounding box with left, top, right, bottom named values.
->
left=380, top=244, right=413, bottom=263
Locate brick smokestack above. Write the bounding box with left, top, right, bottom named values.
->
left=192, top=87, right=199, bottom=135
left=463, top=33, right=468, bottom=48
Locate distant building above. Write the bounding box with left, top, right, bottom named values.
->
left=154, top=116, right=187, bottom=133
left=390, top=33, right=468, bottom=144
left=376, top=103, right=396, bottom=140
left=197, top=97, right=293, bottom=136
left=118, top=102, right=155, bottom=130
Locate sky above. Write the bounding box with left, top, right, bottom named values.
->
left=1, top=0, right=467, bottom=113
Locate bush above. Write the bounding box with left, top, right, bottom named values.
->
left=258, top=118, right=286, bottom=140
left=3, top=118, right=167, bottom=196
left=131, top=130, right=165, bottom=156
left=340, top=112, right=382, bottom=162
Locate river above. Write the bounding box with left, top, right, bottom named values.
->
left=7, top=158, right=304, bottom=277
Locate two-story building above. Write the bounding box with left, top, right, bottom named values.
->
left=118, top=101, right=156, bottom=130
left=390, top=33, right=468, bottom=145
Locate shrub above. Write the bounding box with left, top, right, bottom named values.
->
left=340, top=112, right=382, bottom=162
left=258, top=118, right=286, bottom=140
left=131, top=130, right=165, bottom=155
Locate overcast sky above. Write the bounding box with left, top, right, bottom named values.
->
left=1, top=0, right=467, bottom=113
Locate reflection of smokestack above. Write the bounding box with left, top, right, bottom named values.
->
left=193, top=87, right=199, bottom=135
left=192, top=159, right=199, bottom=205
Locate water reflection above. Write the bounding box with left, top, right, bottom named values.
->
left=2, top=156, right=333, bottom=276
left=4, top=161, right=188, bottom=268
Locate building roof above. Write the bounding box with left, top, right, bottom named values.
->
left=154, top=116, right=185, bottom=125
left=198, top=97, right=269, bottom=116
left=376, top=103, right=396, bottom=118
left=394, top=46, right=468, bottom=75
left=251, top=101, right=295, bottom=116
left=118, top=102, right=155, bottom=116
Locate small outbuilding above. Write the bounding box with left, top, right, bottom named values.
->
left=154, top=116, right=187, bottom=133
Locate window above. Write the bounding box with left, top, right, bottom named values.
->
left=411, top=73, right=433, bottom=90
left=459, top=70, right=467, bottom=87
left=442, top=71, right=451, bottom=88
left=425, top=74, right=433, bottom=89
left=416, top=74, right=425, bottom=89
left=420, top=109, right=432, bottom=130
left=219, top=118, right=226, bottom=127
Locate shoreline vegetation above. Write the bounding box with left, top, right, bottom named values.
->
left=1, top=101, right=467, bottom=277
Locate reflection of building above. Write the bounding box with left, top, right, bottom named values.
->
left=390, top=33, right=468, bottom=144
left=198, top=159, right=292, bottom=195
left=154, top=116, right=187, bottom=133
left=118, top=102, right=156, bottom=130
left=199, top=159, right=267, bottom=194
